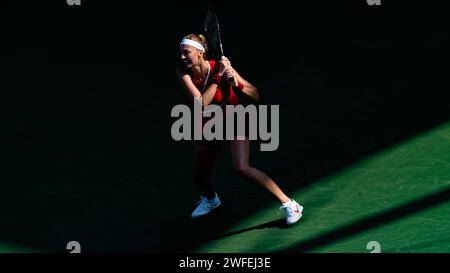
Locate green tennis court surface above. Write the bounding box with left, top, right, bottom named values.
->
left=193, top=122, right=450, bottom=253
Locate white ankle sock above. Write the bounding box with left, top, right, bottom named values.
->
left=282, top=199, right=293, bottom=206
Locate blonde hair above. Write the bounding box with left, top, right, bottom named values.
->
left=183, top=34, right=208, bottom=53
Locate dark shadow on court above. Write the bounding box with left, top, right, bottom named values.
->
left=282, top=187, right=450, bottom=252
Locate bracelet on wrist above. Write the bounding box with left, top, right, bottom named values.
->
left=235, top=82, right=244, bottom=91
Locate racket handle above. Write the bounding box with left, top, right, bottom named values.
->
left=220, top=56, right=234, bottom=83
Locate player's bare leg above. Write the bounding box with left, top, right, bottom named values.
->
left=229, top=138, right=290, bottom=204
left=191, top=142, right=222, bottom=218
left=229, top=138, right=303, bottom=225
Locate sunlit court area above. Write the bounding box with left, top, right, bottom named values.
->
left=2, top=0, right=450, bottom=255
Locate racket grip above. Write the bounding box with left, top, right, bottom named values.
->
left=220, top=56, right=234, bottom=83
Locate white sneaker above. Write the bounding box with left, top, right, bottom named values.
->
left=280, top=199, right=303, bottom=225
left=191, top=194, right=221, bottom=218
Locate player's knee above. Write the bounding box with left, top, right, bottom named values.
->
left=234, top=165, right=252, bottom=179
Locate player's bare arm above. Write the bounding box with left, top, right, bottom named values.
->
left=221, top=58, right=260, bottom=102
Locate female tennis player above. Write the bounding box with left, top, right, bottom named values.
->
left=175, top=34, right=303, bottom=225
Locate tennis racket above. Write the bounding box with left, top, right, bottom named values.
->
left=204, top=7, right=236, bottom=84
left=203, top=7, right=226, bottom=61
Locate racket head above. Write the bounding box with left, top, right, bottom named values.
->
left=203, top=8, right=225, bottom=60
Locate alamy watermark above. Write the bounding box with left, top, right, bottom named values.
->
left=67, top=0, right=81, bottom=6
left=367, top=241, right=381, bottom=253
left=366, top=0, right=381, bottom=6
left=66, top=241, right=81, bottom=253
left=171, top=98, right=280, bottom=151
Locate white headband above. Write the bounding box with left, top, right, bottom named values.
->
left=180, top=39, right=205, bottom=52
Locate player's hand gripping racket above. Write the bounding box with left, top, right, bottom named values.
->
left=203, top=7, right=235, bottom=84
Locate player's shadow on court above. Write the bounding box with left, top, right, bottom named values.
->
left=209, top=218, right=290, bottom=241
